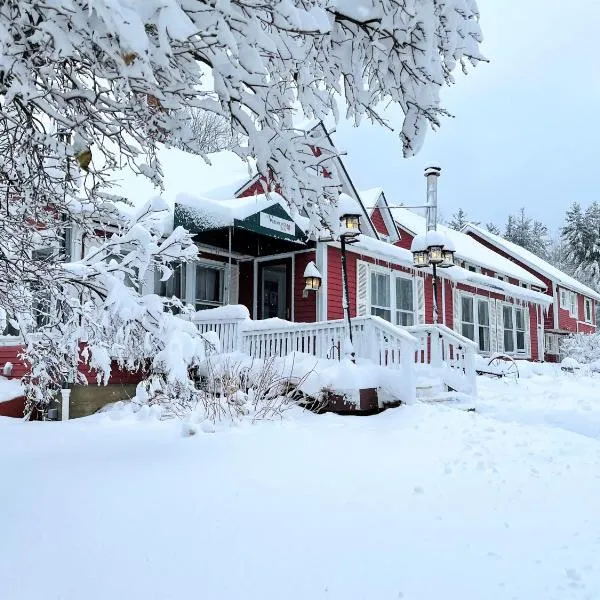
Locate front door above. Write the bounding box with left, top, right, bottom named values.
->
left=259, top=260, right=291, bottom=320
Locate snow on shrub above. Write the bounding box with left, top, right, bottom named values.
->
left=561, top=333, right=600, bottom=366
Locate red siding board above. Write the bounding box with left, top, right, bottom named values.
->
left=294, top=252, right=317, bottom=322
left=395, top=227, right=414, bottom=251
left=371, top=208, right=390, bottom=237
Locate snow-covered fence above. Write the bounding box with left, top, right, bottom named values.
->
left=191, top=305, right=250, bottom=353
left=406, top=324, right=477, bottom=396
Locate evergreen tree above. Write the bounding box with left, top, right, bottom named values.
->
left=503, top=208, right=550, bottom=258
left=486, top=222, right=501, bottom=235
left=562, top=202, right=600, bottom=290
left=448, top=208, right=469, bottom=231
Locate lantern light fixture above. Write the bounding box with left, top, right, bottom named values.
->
left=303, top=261, right=322, bottom=295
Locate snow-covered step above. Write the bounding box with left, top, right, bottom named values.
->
left=416, top=379, right=445, bottom=399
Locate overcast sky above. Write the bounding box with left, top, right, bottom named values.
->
left=333, top=0, right=600, bottom=234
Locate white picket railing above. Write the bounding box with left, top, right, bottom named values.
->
left=406, top=323, right=478, bottom=395
left=192, top=308, right=477, bottom=399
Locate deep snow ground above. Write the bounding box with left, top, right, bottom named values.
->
left=2, top=374, right=600, bottom=600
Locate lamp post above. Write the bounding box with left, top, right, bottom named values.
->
left=339, top=199, right=361, bottom=362
left=410, top=166, right=455, bottom=324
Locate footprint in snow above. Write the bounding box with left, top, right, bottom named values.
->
left=413, top=485, right=424, bottom=495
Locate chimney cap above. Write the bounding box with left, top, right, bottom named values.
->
left=424, top=163, right=441, bottom=176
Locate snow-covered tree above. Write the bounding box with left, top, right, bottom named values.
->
left=561, top=202, right=600, bottom=291
left=486, top=222, right=501, bottom=235
left=448, top=208, right=470, bottom=231
left=504, top=208, right=550, bottom=259
left=171, top=109, right=240, bottom=155
left=0, top=0, right=484, bottom=414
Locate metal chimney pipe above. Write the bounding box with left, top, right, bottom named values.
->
left=424, top=164, right=441, bottom=231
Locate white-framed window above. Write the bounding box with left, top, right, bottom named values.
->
left=584, top=298, right=593, bottom=323
left=460, top=295, right=490, bottom=352
left=194, top=263, right=225, bottom=311
left=460, top=296, right=475, bottom=342
left=503, top=304, right=526, bottom=354
left=395, top=277, right=415, bottom=326
left=560, top=289, right=578, bottom=318
left=370, top=271, right=391, bottom=321
left=503, top=305, right=514, bottom=352
left=477, top=299, right=491, bottom=352
left=155, top=262, right=187, bottom=313
left=497, top=275, right=505, bottom=282
left=515, top=307, right=526, bottom=352
left=155, top=262, right=187, bottom=300
left=368, top=268, right=415, bottom=326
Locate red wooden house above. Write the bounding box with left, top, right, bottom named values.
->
left=1, top=123, right=596, bottom=416
left=462, top=224, right=599, bottom=361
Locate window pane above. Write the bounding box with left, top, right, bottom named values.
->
left=396, top=278, right=413, bottom=311
left=461, top=297, right=474, bottom=323
left=462, top=323, right=475, bottom=341
left=396, top=311, right=414, bottom=326
left=478, top=326, right=490, bottom=352
left=478, top=300, right=489, bottom=326
left=371, top=273, right=390, bottom=310
left=516, top=331, right=525, bottom=351
left=372, top=307, right=391, bottom=321
left=504, top=329, right=514, bottom=352
left=196, top=266, right=222, bottom=307
left=515, top=308, right=524, bottom=330
left=503, top=306, right=513, bottom=329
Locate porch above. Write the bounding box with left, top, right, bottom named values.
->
left=192, top=306, right=478, bottom=411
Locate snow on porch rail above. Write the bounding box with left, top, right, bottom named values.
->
left=406, top=324, right=477, bottom=396
left=192, top=307, right=418, bottom=368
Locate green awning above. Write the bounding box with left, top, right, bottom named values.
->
left=174, top=201, right=306, bottom=243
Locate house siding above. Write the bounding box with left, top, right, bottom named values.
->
left=293, top=251, right=317, bottom=322
left=395, top=226, right=414, bottom=251
left=326, top=245, right=414, bottom=320
left=371, top=208, right=390, bottom=237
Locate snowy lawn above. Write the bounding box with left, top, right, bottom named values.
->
left=2, top=374, right=600, bottom=600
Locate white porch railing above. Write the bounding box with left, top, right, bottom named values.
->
left=406, top=324, right=478, bottom=396
left=192, top=308, right=477, bottom=400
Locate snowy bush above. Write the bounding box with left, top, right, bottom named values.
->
left=131, top=353, right=319, bottom=425
left=561, top=333, right=600, bottom=366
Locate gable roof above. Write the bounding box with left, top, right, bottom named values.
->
left=463, top=224, right=600, bottom=301
left=388, top=207, right=546, bottom=288
left=360, top=188, right=401, bottom=242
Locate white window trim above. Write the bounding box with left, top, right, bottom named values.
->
left=188, top=258, right=229, bottom=310
left=459, top=293, right=491, bottom=354
left=367, top=265, right=417, bottom=327
left=584, top=298, right=593, bottom=324
left=502, top=303, right=527, bottom=356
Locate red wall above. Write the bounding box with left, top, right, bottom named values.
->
left=326, top=246, right=414, bottom=320
left=395, top=226, right=414, bottom=251
left=371, top=209, right=390, bottom=237
left=0, top=345, right=28, bottom=377
left=294, top=251, right=317, bottom=322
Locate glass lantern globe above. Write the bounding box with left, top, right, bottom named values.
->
left=440, top=249, right=455, bottom=268
left=428, top=244, right=444, bottom=265
left=340, top=213, right=361, bottom=236
left=413, top=250, right=429, bottom=268
left=304, top=275, right=322, bottom=291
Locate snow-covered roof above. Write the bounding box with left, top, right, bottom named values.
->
left=348, top=235, right=551, bottom=306
left=389, top=207, right=546, bottom=289
left=175, top=192, right=309, bottom=235
left=463, top=224, right=600, bottom=301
